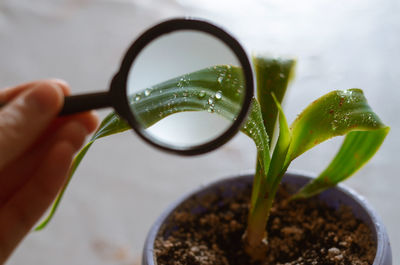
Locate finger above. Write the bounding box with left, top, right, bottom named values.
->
left=53, top=111, right=99, bottom=134
left=0, top=140, right=76, bottom=263
left=0, top=81, right=64, bottom=169
left=36, top=111, right=99, bottom=145
left=0, top=80, right=98, bottom=140
left=72, top=111, right=99, bottom=133
left=0, top=119, right=91, bottom=207
left=0, top=79, right=70, bottom=103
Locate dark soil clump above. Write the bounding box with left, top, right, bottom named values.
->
left=155, top=182, right=376, bottom=265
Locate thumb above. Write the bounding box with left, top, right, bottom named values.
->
left=0, top=81, right=64, bottom=169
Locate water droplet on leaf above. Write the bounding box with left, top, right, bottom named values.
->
left=215, top=91, right=222, bottom=100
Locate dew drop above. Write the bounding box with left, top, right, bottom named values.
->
left=198, top=91, right=206, bottom=98
left=134, top=95, right=141, bottom=101
left=215, top=91, right=222, bottom=100
left=279, top=73, right=285, bottom=79
left=218, top=76, right=223, bottom=84
left=331, top=120, right=338, bottom=131
left=144, top=89, right=151, bottom=96
left=208, top=98, right=214, bottom=104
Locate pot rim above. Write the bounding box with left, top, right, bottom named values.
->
left=143, top=170, right=391, bottom=265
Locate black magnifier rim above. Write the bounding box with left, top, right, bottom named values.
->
left=110, top=18, right=254, bottom=156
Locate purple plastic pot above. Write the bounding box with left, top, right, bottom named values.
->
left=143, top=172, right=392, bottom=265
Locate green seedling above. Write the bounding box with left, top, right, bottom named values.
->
left=36, top=56, right=389, bottom=261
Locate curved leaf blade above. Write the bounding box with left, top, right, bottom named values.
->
left=269, top=93, right=291, bottom=188
left=35, top=141, right=94, bottom=230
left=36, top=65, right=247, bottom=230
left=35, top=112, right=133, bottom=230
left=242, top=94, right=290, bottom=255
left=131, top=65, right=245, bottom=128
left=287, top=89, right=386, bottom=162
left=293, top=127, right=389, bottom=199
left=240, top=100, right=270, bottom=209
left=253, top=56, right=296, bottom=142
left=285, top=89, right=389, bottom=199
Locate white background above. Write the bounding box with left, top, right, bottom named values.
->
left=0, top=0, right=398, bottom=264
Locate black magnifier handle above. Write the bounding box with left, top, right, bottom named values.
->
left=60, top=91, right=111, bottom=116
left=0, top=91, right=111, bottom=115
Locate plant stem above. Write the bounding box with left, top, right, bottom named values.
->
left=244, top=166, right=284, bottom=260
left=243, top=158, right=275, bottom=260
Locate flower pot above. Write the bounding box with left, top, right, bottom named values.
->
left=142, top=172, right=392, bottom=265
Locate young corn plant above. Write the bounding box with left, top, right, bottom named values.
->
left=36, top=56, right=389, bottom=261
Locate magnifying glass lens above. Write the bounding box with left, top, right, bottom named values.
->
left=126, top=30, right=246, bottom=150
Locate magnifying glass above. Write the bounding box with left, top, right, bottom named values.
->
left=42, top=18, right=254, bottom=155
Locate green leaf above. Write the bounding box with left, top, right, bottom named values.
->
left=242, top=94, right=290, bottom=253
left=285, top=89, right=390, bottom=199
left=253, top=56, right=295, bottom=143
left=131, top=65, right=245, bottom=128
left=35, top=142, right=94, bottom=230
left=287, top=89, right=385, bottom=160
left=293, top=128, right=389, bottom=199
left=240, top=100, right=270, bottom=209
left=243, top=58, right=295, bottom=254
left=269, top=93, right=291, bottom=188
left=35, top=113, right=131, bottom=230
left=36, top=65, right=247, bottom=230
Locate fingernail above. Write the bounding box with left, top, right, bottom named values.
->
left=50, top=79, right=68, bottom=87
left=49, top=79, right=70, bottom=95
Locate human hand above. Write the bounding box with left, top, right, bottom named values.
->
left=0, top=80, right=99, bottom=263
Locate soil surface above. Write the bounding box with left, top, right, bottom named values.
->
left=154, top=182, right=376, bottom=265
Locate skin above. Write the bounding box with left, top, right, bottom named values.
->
left=0, top=80, right=99, bottom=264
